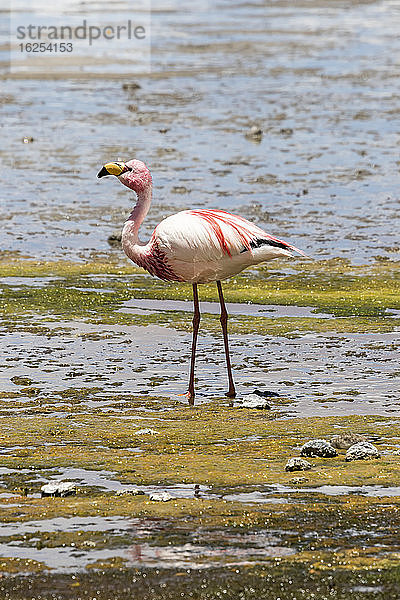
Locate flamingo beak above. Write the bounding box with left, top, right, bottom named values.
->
left=97, top=162, right=126, bottom=178
left=97, top=166, right=110, bottom=178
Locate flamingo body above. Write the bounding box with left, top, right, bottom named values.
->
left=123, top=208, right=304, bottom=284
left=98, top=158, right=306, bottom=403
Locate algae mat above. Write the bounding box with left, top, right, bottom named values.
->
left=0, top=258, right=399, bottom=598
left=0, top=404, right=400, bottom=598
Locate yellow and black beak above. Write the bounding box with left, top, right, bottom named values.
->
left=97, top=162, right=127, bottom=178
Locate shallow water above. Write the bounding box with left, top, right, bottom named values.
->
left=2, top=0, right=400, bottom=264
left=0, top=514, right=295, bottom=571
left=1, top=476, right=400, bottom=573
left=119, top=297, right=332, bottom=318
left=2, top=317, right=399, bottom=417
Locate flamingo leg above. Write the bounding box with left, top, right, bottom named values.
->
left=216, top=280, right=236, bottom=398
left=187, top=283, right=200, bottom=405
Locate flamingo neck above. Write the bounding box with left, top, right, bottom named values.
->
left=122, top=184, right=153, bottom=268
left=125, top=184, right=152, bottom=243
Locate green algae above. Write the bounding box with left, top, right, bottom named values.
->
left=0, top=406, right=399, bottom=492
left=0, top=259, right=141, bottom=278
left=0, top=402, right=400, bottom=584
left=0, top=257, right=399, bottom=336
left=1, top=563, right=399, bottom=600
left=0, top=257, right=399, bottom=318
left=0, top=557, right=46, bottom=574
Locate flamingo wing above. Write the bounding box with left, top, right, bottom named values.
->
left=153, top=209, right=304, bottom=262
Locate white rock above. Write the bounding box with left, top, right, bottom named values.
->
left=331, top=433, right=365, bottom=450
left=149, top=491, right=173, bottom=502
left=116, top=488, right=145, bottom=496
left=245, top=125, right=263, bottom=139
left=135, top=428, right=159, bottom=435
left=346, top=442, right=380, bottom=461
left=233, top=394, right=271, bottom=410
left=300, top=439, right=337, bottom=458
left=41, top=481, right=76, bottom=497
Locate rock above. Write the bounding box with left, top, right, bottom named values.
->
left=279, top=127, right=293, bottom=135
left=171, top=186, right=190, bottom=194
left=149, top=491, right=172, bottom=502
left=135, top=428, right=159, bottom=435
left=41, top=481, right=77, bottom=498
left=300, top=439, right=337, bottom=458
left=245, top=125, right=263, bottom=140
left=116, top=488, right=145, bottom=496
left=289, top=476, right=309, bottom=484
left=122, top=82, right=141, bottom=91
left=253, top=389, right=280, bottom=398
left=296, top=189, right=310, bottom=197
left=346, top=442, right=380, bottom=462
left=11, top=376, right=33, bottom=386
left=107, top=231, right=122, bottom=246
left=331, top=432, right=366, bottom=450
left=233, top=394, right=271, bottom=409
left=285, top=457, right=312, bottom=472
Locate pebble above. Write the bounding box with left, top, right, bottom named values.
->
left=285, top=457, right=312, bottom=472
left=116, top=488, right=145, bottom=496
left=171, top=186, right=190, bottom=194
left=345, top=441, right=381, bottom=462
left=279, top=127, right=293, bottom=135
left=107, top=230, right=122, bottom=246
left=11, top=376, right=33, bottom=386
left=253, top=389, right=280, bottom=398
left=122, top=82, right=141, bottom=91
left=233, top=394, right=271, bottom=409
left=245, top=125, right=263, bottom=140
left=41, top=481, right=77, bottom=497
left=135, top=428, right=159, bottom=435
left=300, top=439, right=338, bottom=458
left=149, top=491, right=173, bottom=502
left=331, top=432, right=366, bottom=450
left=289, top=476, right=309, bottom=484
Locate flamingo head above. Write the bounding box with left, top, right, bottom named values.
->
left=97, top=159, right=152, bottom=193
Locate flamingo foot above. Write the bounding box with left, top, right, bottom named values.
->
left=178, top=391, right=195, bottom=405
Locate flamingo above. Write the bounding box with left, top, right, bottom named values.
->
left=97, top=159, right=306, bottom=404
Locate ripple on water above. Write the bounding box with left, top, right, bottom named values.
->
left=2, top=2, right=400, bottom=263
left=2, top=317, right=399, bottom=418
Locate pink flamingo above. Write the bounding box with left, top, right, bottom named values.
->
left=97, top=159, right=306, bottom=404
